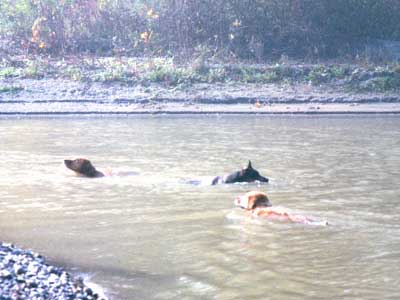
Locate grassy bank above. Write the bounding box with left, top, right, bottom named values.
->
left=1, top=55, right=400, bottom=94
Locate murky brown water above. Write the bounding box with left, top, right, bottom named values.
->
left=1, top=115, right=400, bottom=300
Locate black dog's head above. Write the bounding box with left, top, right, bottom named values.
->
left=64, top=158, right=104, bottom=178
left=225, top=161, right=269, bottom=183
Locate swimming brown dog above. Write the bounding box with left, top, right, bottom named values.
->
left=64, top=158, right=105, bottom=178
left=235, top=191, right=327, bottom=225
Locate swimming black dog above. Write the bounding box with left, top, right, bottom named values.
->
left=211, top=161, right=269, bottom=185
left=64, top=158, right=104, bottom=178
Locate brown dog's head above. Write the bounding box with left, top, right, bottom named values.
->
left=64, top=158, right=104, bottom=178
left=234, top=191, right=272, bottom=210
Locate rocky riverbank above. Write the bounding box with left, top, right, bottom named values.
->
left=0, top=242, right=106, bottom=300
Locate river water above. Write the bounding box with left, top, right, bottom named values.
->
left=0, top=115, right=399, bottom=300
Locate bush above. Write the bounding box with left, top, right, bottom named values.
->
left=1, top=0, right=400, bottom=59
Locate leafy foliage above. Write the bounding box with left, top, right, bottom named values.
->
left=0, top=0, right=400, bottom=59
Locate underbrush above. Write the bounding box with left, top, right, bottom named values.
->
left=1, top=56, right=399, bottom=92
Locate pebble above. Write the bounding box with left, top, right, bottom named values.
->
left=0, top=242, right=106, bottom=300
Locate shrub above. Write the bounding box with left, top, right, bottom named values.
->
left=1, top=1, right=400, bottom=59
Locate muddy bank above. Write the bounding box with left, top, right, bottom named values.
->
left=1, top=77, right=400, bottom=114
left=1, top=56, right=400, bottom=114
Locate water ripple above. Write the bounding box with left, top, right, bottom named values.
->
left=1, top=116, right=400, bottom=300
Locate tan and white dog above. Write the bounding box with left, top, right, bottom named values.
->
left=235, top=191, right=327, bottom=225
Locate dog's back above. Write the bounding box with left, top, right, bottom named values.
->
left=212, top=161, right=268, bottom=185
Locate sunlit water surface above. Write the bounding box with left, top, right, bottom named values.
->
left=1, top=115, right=400, bottom=300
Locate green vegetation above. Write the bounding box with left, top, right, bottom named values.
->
left=0, top=67, right=18, bottom=78
left=305, top=66, right=350, bottom=85
left=0, top=85, right=24, bottom=93
left=23, top=60, right=45, bottom=78
left=1, top=1, right=399, bottom=93
left=1, top=56, right=399, bottom=92
left=1, top=1, right=400, bottom=59
left=357, top=76, right=400, bottom=92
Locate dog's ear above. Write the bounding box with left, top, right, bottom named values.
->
left=247, top=160, right=252, bottom=169
left=247, top=198, right=255, bottom=210
left=252, top=196, right=271, bottom=209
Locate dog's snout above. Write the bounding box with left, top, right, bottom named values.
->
left=235, top=196, right=248, bottom=209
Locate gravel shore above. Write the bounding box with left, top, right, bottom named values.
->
left=0, top=242, right=106, bottom=300
left=1, top=78, right=400, bottom=115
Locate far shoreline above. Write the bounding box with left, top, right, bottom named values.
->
left=1, top=102, right=400, bottom=115
left=1, top=56, right=400, bottom=115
